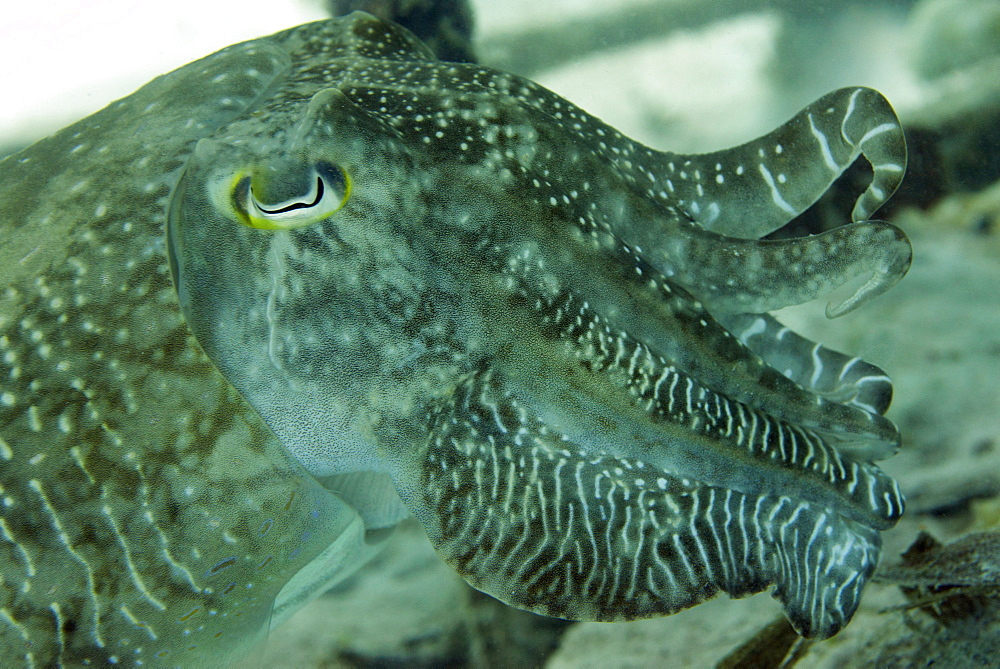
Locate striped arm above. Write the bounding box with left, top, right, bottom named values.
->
left=412, top=370, right=886, bottom=639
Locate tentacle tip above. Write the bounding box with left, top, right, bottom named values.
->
left=827, top=224, right=911, bottom=318
left=824, top=270, right=895, bottom=319
left=825, top=299, right=856, bottom=319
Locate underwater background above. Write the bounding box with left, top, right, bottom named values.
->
left=2, top=0, right=998, bottom=665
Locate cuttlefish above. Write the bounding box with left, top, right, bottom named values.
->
left=0, top=12, right=908, bottom=665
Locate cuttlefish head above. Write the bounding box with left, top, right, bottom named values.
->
left=167, top=86, right=426, bottom=478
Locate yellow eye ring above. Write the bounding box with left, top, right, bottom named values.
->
left=228, top=161, right=351, bottom=230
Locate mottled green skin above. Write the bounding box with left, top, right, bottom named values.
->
left=2, top=12, right=909, bottom=663
left=0, top=24, right=389, bottom=667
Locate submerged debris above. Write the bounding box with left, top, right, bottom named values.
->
left=716, top=615, right=812, bottom=669
left=877, top=530, right=1000, bottom=626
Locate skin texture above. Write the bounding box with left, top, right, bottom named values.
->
left=2, top=12, right=908, bottom=663
left=0, top=19, right=395, bottom=667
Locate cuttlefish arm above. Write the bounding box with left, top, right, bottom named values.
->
left=655, top=87, right=907, bottom=238
left=513, top=222, right=901, bottom=460
left=406, top=365, right=897, bottom=640
left=651, top=218, right=911, bottom=318
left=714, top=311, right=893, bottom=417
left=624, top=87, right=910, bottom=318
left=398, top=182, right=905, bottom=638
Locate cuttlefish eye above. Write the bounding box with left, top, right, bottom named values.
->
left=231, top=160, right=350, bottom=230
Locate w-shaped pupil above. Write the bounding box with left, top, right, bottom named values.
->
left=253, top=176, right=325, bottom=214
